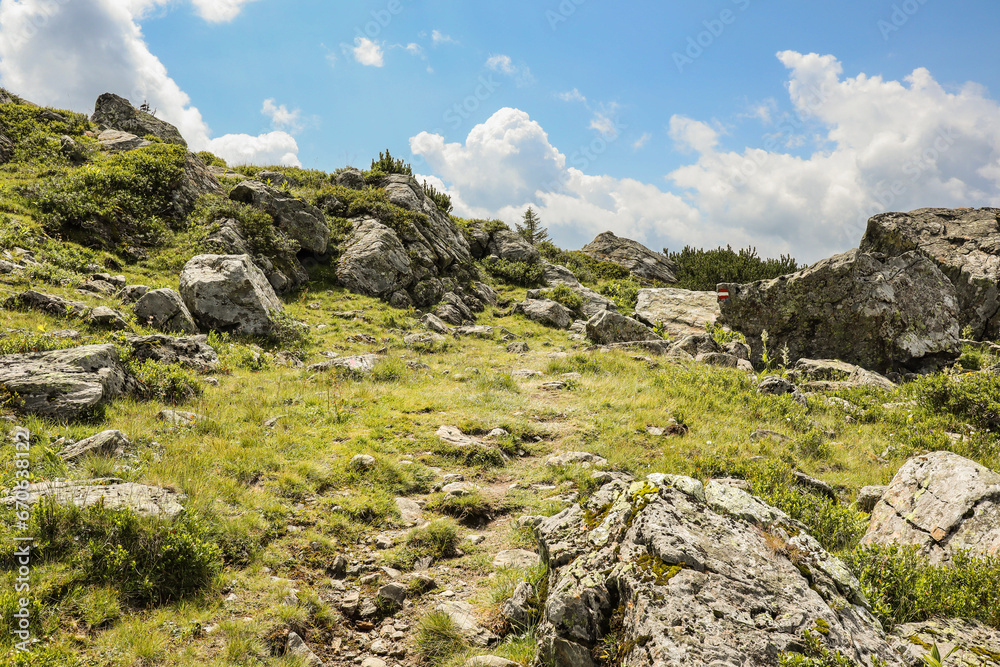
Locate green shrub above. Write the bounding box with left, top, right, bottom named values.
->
left=369, top=148, right=412, bottom=176
left=189, top=195, right=296, bottom=259
left=593, top=261, right=630, bottom=280
left=129, top=358, right=203, bottom=404
left=667, top=244, right=800, bottom=291
left=599, top=278, right=641, bottom=312
left=536, top=242, right=599, bottom=284
left=914, top=371, right=1000, bottom=431
left=194, top=150, right=227, bottom=168
left=539, top=283, right=583, bottom=313
left=25, top=143, right=189, bottom=250
left=0, top=332, right=79, bottom=355
left=847, top=544, right=1000, bottom=630
left=8, top=501, right=222, bottom=605
left=386, top=519, right=460, bottom=570
left=422, top=180, right=453, bottom=214
left=481, top=257, right=544, bottom=287
left=0, top=102, right=92, bottom=165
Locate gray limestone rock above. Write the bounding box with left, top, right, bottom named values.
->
left=125, top=333, right=219, bottom=371
left=179, top=254, right=284, bottom=336
left=634, top=287, right=720, bottom=338
left=585, top=310, right=659, bottom=345
left=92, top=92, right=187, bottom=146
left=133, top=288, right=198, bottom=334
left=97, top=129, right=151, bottom=152
left=862, top=451, right=1000, bottom=563
left=786, top=358, right=897, bottom=393
left=60, top=429, right=130, bottom=461
left=514, top=299, right=572, bottom=329
left=336, top=218, right=414, bottom=299
left=229, top=179, right=330, bottom=254
left=1, top=478, right=185, bottom=517
left=719, top=249, right=961, bottom=373
left=581, top=231, right=678, bottom=283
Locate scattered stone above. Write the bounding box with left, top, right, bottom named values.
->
left=350, top=454, right=377, bottom=470
left=581, top=231, right=678, bottom=283
left=179, top=254, right=284, bottom=335
left=546, top=452, right=608, bottom=468
left=719, top=249, right=961, bottom=373
left=451, top=325, right=495, bottom=339
left=133, top=288, right=198, bottom=334
left=86, top=306, right=129, bottom=330
left=0, top=344, right=138, bottom=420
left=540, top=381, right=569, bottom=391
left=514, top=299, right=573, bottom=329
left=888, top=618, right=1000, bottom=667
left=862, top=451, right=1000, bottom=563
left=500, top=581, right=536, bottom=631
left=60, top=429, right=129, bottom=461
left=286, top=631, right=323, bottom=667
left=374, top=534, right=395, bottom=550
left=307, top=354, right=380, bottom=374
left=464, top=657, right=520, bottom=667
left=157, top=409, right=203, bottom=426
left=856, top=486, right=885, bottom=513
left=507, top=341, right=529, bottom=354
left=585, top=310, right=659, bottom=345
left=757, top=376, right=806, bottom=405
left=395, top=497, right=423, bottom=526
left=492, top=549, right=539, bottom=569
left=512, top=369, right=542, bottom=380
left=3, top=289, right=89, bottom=317
left=126, top=334, right=219, bottom=371
left=421, top=312, right=452, bottom=334
left=376, top=582, right=407, bottom=610
left=791, top=471, right=836, bottom=500
left=749, top=429, right=791, bottom=442
left=119, top=284, right=150, bottom=302
left=435, top=600, right=497, bottom=647
left=466, top=534, right=486, bottom=545
left=335, top=167, right=366, bottom=190
left=404, top=333, right=445, bottom=346
left=488, top=229, right=541, bottom=264
left=1, top=479, right=185, bottom=517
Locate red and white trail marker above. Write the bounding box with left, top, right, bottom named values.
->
left=717, top=287, right=730, bottom=301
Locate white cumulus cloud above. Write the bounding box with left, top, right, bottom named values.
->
left=352, top=37, right=384, bottom=67
left=206, top=131, right=300, bottom=167
left=485, top=54, right=534, bottom=87
left=189, top=0, right=259, bottom=23
left=261, top=98, right=302, bottom=133
left=412, top=53, right=1000, bottom=263
left=0, top=0, right=299, bottom=166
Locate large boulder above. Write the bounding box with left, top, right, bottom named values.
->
left=0, top=344, right=137, bottom=419
left=229, top=179, right=331, bottom=254
left=718, top=249, right=961, bottom=373
left=860, top=207, right=1000, bottom=339
left=336, top=218, right=414, bottom=301
left=179, top=254, right=284, bottom=336
left=534, top=475, right=901, bottom=667
left=489, top=229, right=541, bottom=264
left=862, top=451, right=1000, bottom=564
left=581, top=231, right=678, bottom=284
left=125, top=334, right=219, bottom=371
left=204, top=218, right=307, bottom=294
left=97, top=129, right=151, bottom=152
left=585, top=310, right=660, bottom=345
left=634, top=287, right=719, bottom=338
left=514, top=299, right=573, bottom=329
left=133, top=288, right=198, bottom=334
left=171, top=152, right=224, bottom=217
left=3, top=289, right=89, bottom=317
left=786, top=358, right=897, bottom=393
left=91, top=93, right=186, bottom=146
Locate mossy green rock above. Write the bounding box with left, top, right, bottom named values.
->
left=719, top=249, right=960, bottom=373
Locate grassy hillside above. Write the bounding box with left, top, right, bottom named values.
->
left=1, top=96, right=1000, bottom=667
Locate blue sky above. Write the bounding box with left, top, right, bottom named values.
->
left=1, top=0, right=999, bottom=262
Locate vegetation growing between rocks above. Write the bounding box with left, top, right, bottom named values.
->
left=667, top=244, right=801, bottom=291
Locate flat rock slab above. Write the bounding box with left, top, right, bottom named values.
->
left=435, top=601, right=497, bottom=647
left=307, top=354, right=380, bottom=373
left=634, top=288, right=720, bottom=338
left=546, top=452, right=608, bottom=468
left=863, top=451, right=1000, bottom=563
left=1, top=479, right=185, bottom=517
left=60, top=429, right=130, bottom=461
left=3, top=289, right=89, bottom=317
left=534, top=474, right=902, bottom=667
left=787, top=358, right=897, bottom=393
left=492, top=549, right=540, bottom=569
left=0, top=344, right=136, bottom=420
left=126, top=333, right=219, bottom=371
left=889, top=618, right=1000, bottom=666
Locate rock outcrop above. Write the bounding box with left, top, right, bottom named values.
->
left=585, top=310, right=659, bottom=345
left=133, top=288, right=198, bottom=334
left=541, top=262, right=618, bottom=318
left=125, top=334, right=219, bottom=371
left=786, top=358, right=897, bottom=393
left=229, top=179, right=331, bottom=254
left=179, top=254, right=284, bottom=336
left=534, top=475, right=901, bottom=666
left=91, top=93, right=186, bottom=146
left=1, top=478, right=185, bottom=517
left=581, top=231, right=678, bottom=284
left=862, top=451, right=1000, bottom=563
left=634, top=287, right=719, bottom=338
left=97, top=129, right=150, bottom=152
left=514, top=299, right=573, bottom=329
left=860, top=207, right=1000, bottom=339
left=0, top=344, right=138, bottom=419
left=335, top=175, right=476, bottom=308
left=204, top=217, right=307, bottom=293
left=718, top=249, right=961, bottom=373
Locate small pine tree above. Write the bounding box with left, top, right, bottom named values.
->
left=515, top=206, right=550, bottom=246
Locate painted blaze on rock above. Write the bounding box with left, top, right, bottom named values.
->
left=718, top=249, right=960, bottom=373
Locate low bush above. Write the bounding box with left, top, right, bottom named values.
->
left=539, top=283, right=583, bottom=314
left=481, top=257, right=544, bottom=287
left=667, top=244, right=800, bottom=291
left=599, top=277, right=641, bottom=312
left=847, top=544, right=1000, bottom=630
left=25, top=143, right=189, bottom=250
left=416, top=611, right=467, bottom=664
left=189, top=195, right=297, bottom=259
left=422, top=180, right=453, bottom=214
left=914, top=371, right=1000, bottom=431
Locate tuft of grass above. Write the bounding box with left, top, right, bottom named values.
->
left=416, top=611, right=468, bottom=665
